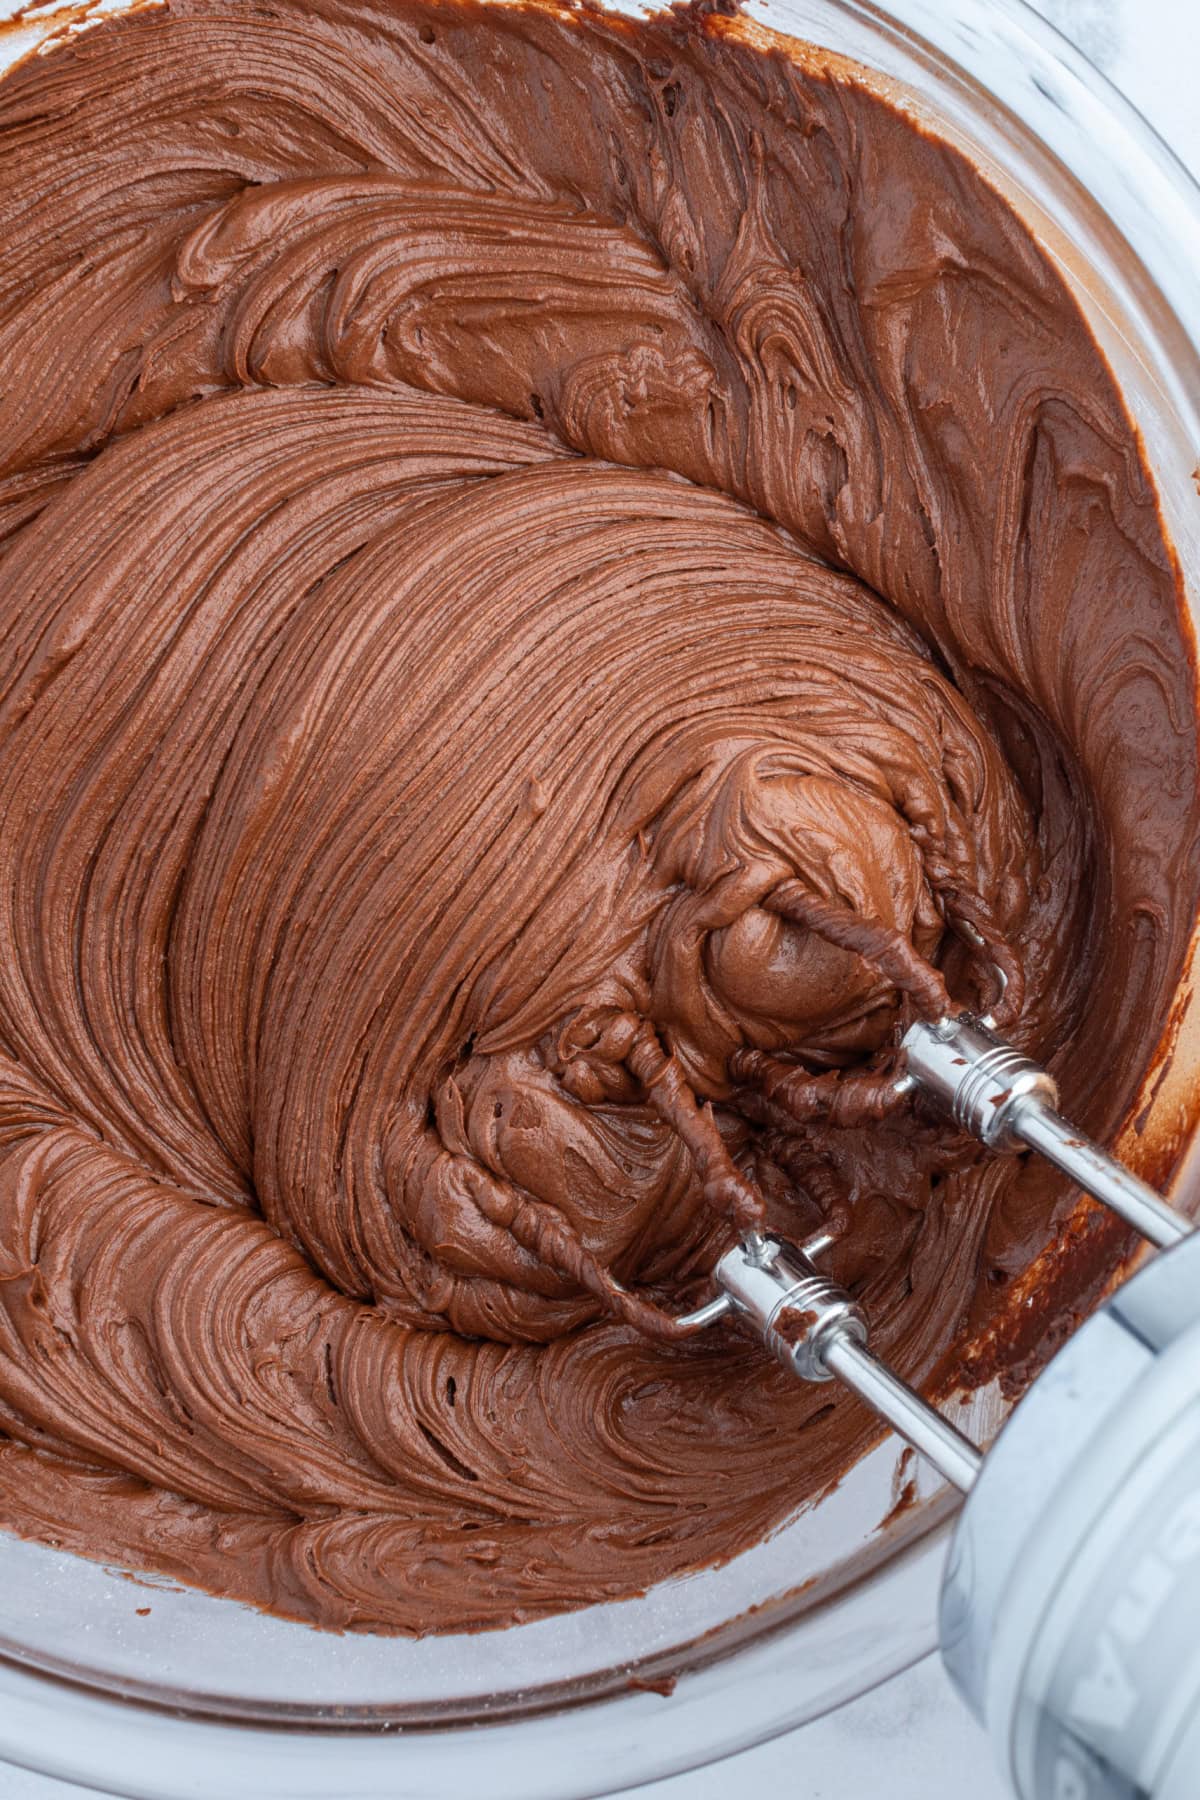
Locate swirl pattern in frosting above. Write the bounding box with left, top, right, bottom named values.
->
left=0, top=0, right=1193, bottom=1633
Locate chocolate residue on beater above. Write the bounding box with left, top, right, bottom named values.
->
left=0, top=0, right=1194, bottom=1634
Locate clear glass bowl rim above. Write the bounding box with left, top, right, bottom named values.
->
left=0, top=0, right=1196, bottom=1793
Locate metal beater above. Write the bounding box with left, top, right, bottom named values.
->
left=683, top=1008, right=1200, bottom=1800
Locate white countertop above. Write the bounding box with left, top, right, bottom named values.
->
left=1, top=1, right=1197, bottom=1797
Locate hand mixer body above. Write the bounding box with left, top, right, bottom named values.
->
left=706, top=1013, right=1200, bottom=1800
left=942, top=1230, right=1200, bottom=1800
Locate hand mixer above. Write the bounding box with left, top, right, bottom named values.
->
left=678, top=1004, right=1200, bottom=1800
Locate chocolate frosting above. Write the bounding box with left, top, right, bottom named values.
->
left=0, top=0, right=1194, bottom=1634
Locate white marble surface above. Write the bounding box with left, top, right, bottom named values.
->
left=1, top=1, right=1197, bottom=1796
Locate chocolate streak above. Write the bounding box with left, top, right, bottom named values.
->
left=0, top=0, right=1194, bottom=1634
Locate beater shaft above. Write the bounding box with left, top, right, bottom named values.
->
left=901, top=1013, right=1190, bottom=1249
left=711, top=1235, right=983, bottom=1491
left=823, top=1333, right=982, bottom=1492
left=1016, top=1099, right=1189, bottom=1246
left=684, top=1012, right=1189, bottom=1500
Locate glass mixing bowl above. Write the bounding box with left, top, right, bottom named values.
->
left=0, top=0, right=1196, bottom=1794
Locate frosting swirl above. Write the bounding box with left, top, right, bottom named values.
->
left=0, top=0, right=1192, bottom=1633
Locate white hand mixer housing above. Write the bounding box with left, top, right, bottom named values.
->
left=684, top=1009, right=1199, bottom=1800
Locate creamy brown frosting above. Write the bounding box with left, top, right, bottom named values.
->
left=0, top=0, right=1194, bottom=1635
